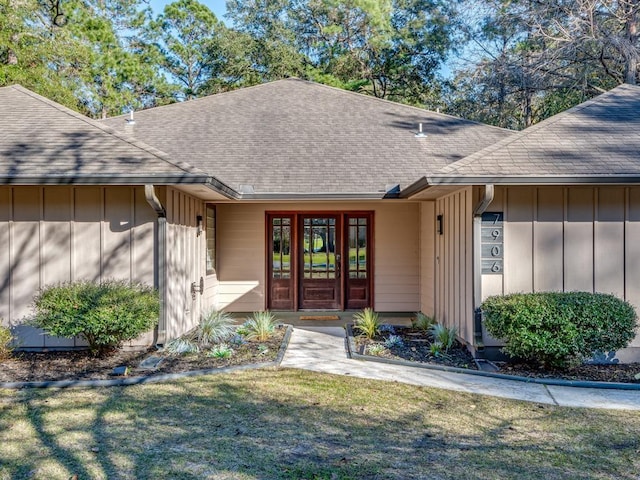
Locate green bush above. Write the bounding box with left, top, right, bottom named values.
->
left=32, top=280, right=159, bottom=355
left=482, top=292, right=637, bottom=369
left=0, top=324, right=14, bottom=361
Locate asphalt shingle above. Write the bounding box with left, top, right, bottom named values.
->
left=103, top=78, right=511, bottom=196
left=436, top=84, right=640, bottom=180
left=0, top=85, right=209, bottom=184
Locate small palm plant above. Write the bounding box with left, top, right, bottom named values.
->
left=353, top=308, right=380, bottom=339
left=430, top=323, right=457, bottom=353
left=243, top=311, right=278, bottom=341
left=413, top=312, right=435, bottom=332
left=197, top=309, right=235, bottom=346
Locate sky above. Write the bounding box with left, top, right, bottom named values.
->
left=148, top=0, right=228, bottom=21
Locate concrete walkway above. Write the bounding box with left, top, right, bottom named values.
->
left=280, top=327, right=640, bottom=411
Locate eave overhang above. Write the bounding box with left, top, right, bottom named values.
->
left=401, top=175, right=640, bottom=198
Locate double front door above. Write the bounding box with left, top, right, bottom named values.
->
left=268, top=212, right=372, bottom=310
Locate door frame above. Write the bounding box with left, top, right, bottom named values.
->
left=266, top=211, right=374, bottom=311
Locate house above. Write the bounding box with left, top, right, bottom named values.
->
left=2, top=79, right=639, bottom=361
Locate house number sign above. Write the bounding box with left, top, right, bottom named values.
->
left=481, top=212, right=504, bottom=274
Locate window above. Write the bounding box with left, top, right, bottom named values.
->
left=206, top=205, right=216, bottom=274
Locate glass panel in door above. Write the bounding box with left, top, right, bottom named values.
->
left=300, top=216, right=341, bottom=309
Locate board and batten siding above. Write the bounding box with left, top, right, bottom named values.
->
left=0, top=186, right=156, bottom=348
left=162, top=187, right=214, bottom=341
left=214, top=201, right=421, bottom=312
left=434, top=188, right=474, bottom=345
left=482, top=186, right=640, bottom=350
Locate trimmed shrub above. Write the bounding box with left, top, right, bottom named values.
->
left=482, top=292, right=637, bottom=369
left=0, top=324, right=14, bottom=361
left=32, top=280, right=159, bottom=355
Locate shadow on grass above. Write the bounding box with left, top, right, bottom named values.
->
left=1, top=368, right=639, bottom=479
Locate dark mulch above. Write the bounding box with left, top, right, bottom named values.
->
left=0, top=327, right=286, bottom=383
left=355, top=327, right=478, bottom=370
left=495, top=362, right=640, bottom=384
left=355, top=326, right=640, bottom=384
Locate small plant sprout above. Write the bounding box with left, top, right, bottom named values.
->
left=430, top=323, right=457, bottom=352
left=236, top=323, right=251, bottom=337
left=384, top=335, right=404, bottom=349
left=165, top=337, right=200, bottom=355
left=367, top=343, right=386, bottom=356
left=353, top=308, right=380, bottom=339
left=244, top=311, right=278, bottom=341
left=207, top=344, right=233, bottom=359
left=197, top=310, right=235, bottom=346
left=429, top=341, right=444, bottom=357
left=413, top=312, right=436, bottom=332
left=257, top=344, right=269, bottom=355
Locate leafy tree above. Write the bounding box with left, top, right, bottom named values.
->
left=1, top=0, right=174, bottom=117
left=146, top=0, right=222, bottom=99
left=446, top=0, right=635, bottom=129
left=227, top=0, right=457, bottom=105
left=226, top=0, right=306, bottom=82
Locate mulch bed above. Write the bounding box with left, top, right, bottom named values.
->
left=355, top=328, right=477, bottom=370
left=0, top=327, right=286, bottom=383
left=355, top=326, right=640, bottom=384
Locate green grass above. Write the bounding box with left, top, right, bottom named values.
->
left=1, top=369, right=639, bottom=479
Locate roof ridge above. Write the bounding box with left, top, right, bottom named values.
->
left=105, top=79, right=290, bottom=120
left=9, top=85, right=210, bottom=178
left=284, top=78, right=514, bottom=132
left=105, top=77, right=513, bottom=133
left=436, top=84, right=634, bottom=175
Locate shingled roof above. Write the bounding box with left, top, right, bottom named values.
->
left=427, top=83, right=640, bottom=185
left=103, top=78, right=511, bottom=198
left=0, top=85, right=233, bottom=191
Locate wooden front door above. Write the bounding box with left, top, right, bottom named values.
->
left=267, top=212, right=372, bottom=311
left=299, top=215, right=341, bottom=309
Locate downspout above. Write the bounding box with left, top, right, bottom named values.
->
left=145, top=185, right=167, bottom=346
left=472, top=184, right=494, bottom=354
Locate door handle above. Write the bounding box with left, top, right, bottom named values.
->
left=191, top=277, right=204, bottom=299
left=336, top=254, right=341, bottom=278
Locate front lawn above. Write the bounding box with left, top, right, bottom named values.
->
left=1, top=369, right=639, bottom=479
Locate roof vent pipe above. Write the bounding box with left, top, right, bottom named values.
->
left=415, top=123, right=426, bottom=138
left=126, top=109, right=135, bottom=125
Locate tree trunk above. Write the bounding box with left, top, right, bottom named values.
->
left=624, top=1, right=639, bottom=84
left=7, top=34, right=18, bottom=64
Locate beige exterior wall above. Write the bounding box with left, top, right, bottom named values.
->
left=434, top=188, right=475, bottom=345
left=0, top=186, right=156, bottom=348
left=482, top=186, right=640, bottom=349
left=214, top=201, right=421, bottom=312
left=419, top=201, right=435, bottom=316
